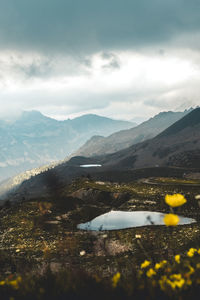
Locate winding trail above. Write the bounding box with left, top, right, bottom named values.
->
left=139, top=177, right=200, bottom=187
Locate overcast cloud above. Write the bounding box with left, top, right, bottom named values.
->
left=0, top=0, right=200, bottom=122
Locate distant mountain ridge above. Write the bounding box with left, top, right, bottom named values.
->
left=99, top=107, right=200, bottom=169
left=0, top=111, right=134, bottom=182
left=72, top=109, right=193, bottom=158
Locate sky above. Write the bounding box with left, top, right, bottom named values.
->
left=0, top=0, right=200, bottom=123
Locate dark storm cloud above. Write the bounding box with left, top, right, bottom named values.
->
left=0, top=0, right=200, bottom=54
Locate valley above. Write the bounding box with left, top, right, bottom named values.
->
left=0, top=108, right=200, bottom=299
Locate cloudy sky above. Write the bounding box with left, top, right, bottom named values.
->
left=0, top=0, right=200, bottom=122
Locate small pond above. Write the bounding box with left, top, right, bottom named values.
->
left=80, top=164, right=102, bottom=168
left=77, top=210, right=196, bottom=231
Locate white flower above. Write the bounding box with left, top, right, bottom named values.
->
left=80, top=250, right=86, bottom=256
left=135, top=234, right=141, bottom=239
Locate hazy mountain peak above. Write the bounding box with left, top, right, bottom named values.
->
left=20, top=110, right=53, bottom=121
left=0, top=111, right=134, bottom=182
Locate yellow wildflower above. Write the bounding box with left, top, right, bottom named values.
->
left=187, top=265, right=195, bottom=275
left=162, top=260, right=167, bottom=264
left=174, top=278, right=185, bottom=289
left=146, top=268, right=156, bottom=278
left=9, top=280, right=19, bottom=289
left=155, top=260, right=167, bottom=270
left=159, top=276, right=167, bottom=291
left=141, top=260, right=151, bottom=269
left=170, top=274, right=182, bottom=280
left=9, top=276, right=21, bottom=290
left=163, top=214, right=179, bottom=226
left=197, top=249, right=200, bottom=255
left=165, top=194, right=186, bottom=207
left=187, top=248, right=197, bottom=257
left=155, top=263, right=161, bottom=270
left=0, top=281, right=5, bottom=286
left=163, top=274, right=185, bottom=290
left=112, top=272, right=121, bottom=288
left=175, top=254, right=180, bottom=264
left=196, top=263, right=200, bottom=269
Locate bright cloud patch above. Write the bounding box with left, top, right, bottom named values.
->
left=0, top=50, right=199, bottom=121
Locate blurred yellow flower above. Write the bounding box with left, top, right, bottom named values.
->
left=160, top=274, right=185, bottom=290
left=146, top=268, right=156, bottom=278
left=175, top=254, right=180, bottom=263
left=0, top=276, right=21, bottom=290
left=165, top=194, right=186, bottom=207
left=155, top=263, right=161, bottom=270
left=9, top=276, right=22, bottom=290
left=170, top=274, right=182, bottom=280
left=187, top=248, right=197, bottom=257
left=155, top=260, right=167, bottom=270
left=186, top=265, right=195, bottom=276
left=173, top=278, right=185, bottom=289
left=112, top=272, right=121, bottom=288
left=159, top=273, right=187, bottom=291
left=9, top=280, right=19, bottom=289
left=141, top=260, right=151, bottom=269
left=163, top=214, right=179, bottom=226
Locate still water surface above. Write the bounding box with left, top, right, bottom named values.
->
left=80, top=164, right=102, bottom=168
left=77, top=210, right=195, bottom=231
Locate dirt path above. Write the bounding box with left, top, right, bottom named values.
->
left=139, top=177, right=200, bottom=187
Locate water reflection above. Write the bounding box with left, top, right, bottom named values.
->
left=77, top=210, right=195, bottom=231
left=80, top=164, right=102, bottom=168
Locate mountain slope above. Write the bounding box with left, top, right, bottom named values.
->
left=72, top=109, right=193, bottom=157
left=100, top=108, right=200, bottom=170
left=0, top=111, right=134, bottom=181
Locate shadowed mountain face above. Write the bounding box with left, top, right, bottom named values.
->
left=72, top=109, right=193, bottom=158
left=99, top=108, right=200, bottom=169
left=0, top=111, right=134, bottom=182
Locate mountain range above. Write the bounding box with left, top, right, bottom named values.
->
left=2, top=107, right=200, bottom=202
left=0, top=111, right=134, bottom=182
left=99, top=107, right=200, bottom=170
left=72, top=109, right=193, bottom=157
